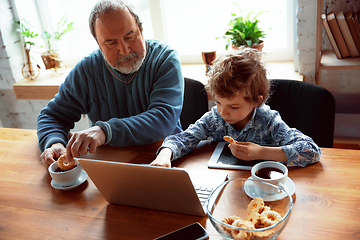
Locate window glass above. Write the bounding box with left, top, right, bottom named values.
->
left=46, top=0, right=99, bottom=61
left=14, top=0, right=290, bottom=65
left=161, top=0, right=289, bottom=61
left=46, top=0, right=153, bottom=64
left=15, top=0, right=153, bottom=66
left=14, top=0, right=43, bottom=44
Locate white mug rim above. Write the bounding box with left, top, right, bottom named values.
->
left=48, top=158, right=80, bottom=174
left=251, top=161, right=288, bottom=181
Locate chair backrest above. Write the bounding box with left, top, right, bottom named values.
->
left=180, top=78, right=209, bottom=130
left=267, top=79, right=335, bottom=148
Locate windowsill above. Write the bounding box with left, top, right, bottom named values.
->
left=13, top=68, right=72, bottom=100
left=13, top=61, right=303, bottom=100
left=182, top=61, right=303, bottom=86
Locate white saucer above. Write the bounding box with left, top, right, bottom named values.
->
left=51, top=170, right=88, bottom=190
left=244, top=176, right=295, bottom=201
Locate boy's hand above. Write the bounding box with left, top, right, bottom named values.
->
left=150, top=148, right=172, bottom=168
left=229, top=142, right=288, bottom=163
left=228, top=142, right=263, bottom=160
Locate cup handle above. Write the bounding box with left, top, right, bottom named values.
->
left=276, top=182, right=285, bottom=193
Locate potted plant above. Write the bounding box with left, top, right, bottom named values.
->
left=220, top=3, right=266, bottom=51
left=41, top=15, right=74, bottom=54
left=17, top=19, right=41, bottom=79
left=41, top=15, right=74, bottom=70
left=17, top=19, right=39, bottom=47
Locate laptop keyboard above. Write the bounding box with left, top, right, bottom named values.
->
left=194, top=185, right=214, bottom=206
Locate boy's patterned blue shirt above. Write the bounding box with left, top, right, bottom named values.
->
left=159, top=104, right=321, bottom=167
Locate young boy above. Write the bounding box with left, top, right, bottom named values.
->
left=150, top=47, right=320, bottom=168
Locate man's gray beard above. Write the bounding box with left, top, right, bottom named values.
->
left=105, top=41, right=147, bottom=74
left=113, top=52, right=145, bottom=74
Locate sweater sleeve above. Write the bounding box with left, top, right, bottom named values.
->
left=37, top=59, right=91, bottom=152
left=157, top=109, right=219, bottom=160
left=268, top=112, right=321, bottom=167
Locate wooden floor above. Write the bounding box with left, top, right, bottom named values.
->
left=333, top=138, right=360, bottom=150
left=333, top=143, right=360, bottom=150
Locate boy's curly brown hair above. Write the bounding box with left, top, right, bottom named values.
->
left=205, top=46, right=269, bottom=106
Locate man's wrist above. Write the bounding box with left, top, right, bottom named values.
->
left=95, top=121, right=111, bottom=144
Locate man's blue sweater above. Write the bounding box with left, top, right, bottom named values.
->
left=37, top=40, right=184, bottom=151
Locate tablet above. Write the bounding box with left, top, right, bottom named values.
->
left=207, top=142, right=265, bottom=170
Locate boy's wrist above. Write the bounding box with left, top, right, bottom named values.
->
left=159, top=147, right=173, bottom=159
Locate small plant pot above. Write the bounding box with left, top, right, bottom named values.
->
left=232, top=40, right=264, bottom=52
left=251, top=40, right=264, bottom=52
left=41, top=51, right=61, bottom=70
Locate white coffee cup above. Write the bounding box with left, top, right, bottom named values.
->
left=251, top=161, right=288, bottom=195
left=48, top=159, right=82, bottom=187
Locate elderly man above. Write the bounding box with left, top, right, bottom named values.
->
left=38, top=0, right=184, bottom=167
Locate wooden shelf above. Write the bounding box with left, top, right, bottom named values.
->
left=13, top=68, right=71, bottom=99
left=320, top=50, right=360, bottom=69
left=315, top=0, right=360, bottom=85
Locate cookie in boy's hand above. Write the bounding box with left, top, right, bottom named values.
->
left=224, top=136, right=236, bottom=144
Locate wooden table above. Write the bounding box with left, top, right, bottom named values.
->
left=1, top=128, right=359, bottom=240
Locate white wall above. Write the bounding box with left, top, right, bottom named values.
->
left=296, top=0, right=360, bottom=94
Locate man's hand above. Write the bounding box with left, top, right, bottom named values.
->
left=66, top=126, right=106, bottom=159
left=40, top=142, right=66, bottom=168
left=150, top=148, right=172, bottom=168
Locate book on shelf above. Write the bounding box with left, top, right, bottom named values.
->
left=336, top=11, right=359, bottom=57
left=321, top=13, right=342, bottom=59
left=326, top=12, right=350, bottom=58
left=344, top=11, right=360, bottom=53
left=352, top=12, right=360, bottom=39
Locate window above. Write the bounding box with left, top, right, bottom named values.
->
left=14, top=0, right=294, bottom=66
left=14, top=0, right=153, bottom=66
left=159, top=0, right=294, bottom=62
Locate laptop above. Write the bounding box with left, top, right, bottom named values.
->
left=78, top=159, right=228, bottom=217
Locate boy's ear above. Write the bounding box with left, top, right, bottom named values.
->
left=253, top=95, right=264, bottom=107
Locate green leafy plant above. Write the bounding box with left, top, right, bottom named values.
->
left=41, top=15, right=74, bottom=54
left=220, top=3, right=266, bottom=50
left=16, top=19, right=39, bottom=46
left=41, top=31, right=53, bottom=53
left=55, top=15, right=74, bottom=40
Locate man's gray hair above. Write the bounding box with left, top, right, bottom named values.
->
left=89, top=0, right=143, bottom=41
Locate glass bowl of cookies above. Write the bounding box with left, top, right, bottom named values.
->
left=206, top=178, right=293, bottom=240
